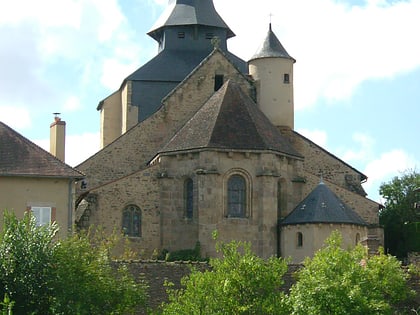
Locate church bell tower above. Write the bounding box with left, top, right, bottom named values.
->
left=248, top=24, right=296, bottom=129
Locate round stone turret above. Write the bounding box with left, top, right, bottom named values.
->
left=249, top=24, right=295, bottom=129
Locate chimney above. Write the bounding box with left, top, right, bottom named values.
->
left=50, top=113, right=66, bottom=162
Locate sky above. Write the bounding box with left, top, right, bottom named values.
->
left=0, top=0, right=419, bottom=203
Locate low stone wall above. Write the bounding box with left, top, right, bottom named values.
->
left=117, top=260, right=419, bottom=314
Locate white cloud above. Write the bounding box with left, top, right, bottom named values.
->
left=341, top=132, right=375, bottom=162
left=34, top=132, right=100, bottom=167
left=297, top=128, right=328, bottom=147
left=63, top=96, right=82, bottom=112
left=214, top=0, right=420, bottom=109
left=0, top=106, right=32, bottom=129
left=362, top=149, right=418, bottom=201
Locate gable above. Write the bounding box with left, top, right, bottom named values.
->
left=77, top=49, right=252, bottom=190
left=0, top=122, right=83, bottom=179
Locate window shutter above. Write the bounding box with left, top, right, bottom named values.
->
left=51, top=207, right=56, bottom=223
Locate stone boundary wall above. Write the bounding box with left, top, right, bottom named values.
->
left=115, top=260, right=419, bottom=314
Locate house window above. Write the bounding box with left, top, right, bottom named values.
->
left=205, top=32, right=214, bottom=39
left=214, top=74, right=224, bottom=91
left=227, top=175, right=246, bottom=218
left=297, top=232, right=303, bottom=247
left=178, top=32, right=185, bottom=39
left=122, top=205, right=141, bottom=237
left=283, top=73, right=290, bottom=84
left=185, top=178, right=194, bottom=219
left=31, top=206, right=53, bottom=226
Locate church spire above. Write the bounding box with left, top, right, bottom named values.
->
left=249, top=23, right=295, bottom=62
left=148, top=0, right=234, bottom=42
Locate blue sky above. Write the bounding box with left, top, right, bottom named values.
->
left=0, top=0, right=419, bottom=202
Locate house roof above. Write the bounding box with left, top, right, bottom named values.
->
left=249, top=23, right=295, bottom=62
left=157, top=80, right=303, bottom=158
left=148, top=0, right=234, bottom=41
left=281, top=181, right=368, bottom=226
left=0, top=121, right=84, bottom=179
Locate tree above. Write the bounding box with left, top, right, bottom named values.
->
left=288, top=231, right=413, bottom=315
left=379, top=170, right=420, bottom=258
left=0, top=211, right=58, bottom=314
left=0, top=211, right=147, bottom=314
left=157, top=240, right=289, bottom=315
left=51, top=228, right=148, bottom=315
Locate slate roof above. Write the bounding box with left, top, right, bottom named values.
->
left=249, top=23, right=295, bottom=62
left=0, top=121, right=84, bottom=178
left=148, top=0, right=235, bottom=41
left=158, top=80, right=303, bottom=158
left=281, top=181, right=367, bottom=226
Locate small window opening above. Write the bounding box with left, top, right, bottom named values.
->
left=178, top=32, right=185, bottom=39
left=297, top=232, right=303, bottom=247
left=214, top=74, right=224, bottom=91
left=205, top=33, right=214, bottom=39
left=283, top=73, right=290, bottom=84
left=185, top=178, right=193, bottom=219
left=356, top=233, right=361, bottom=245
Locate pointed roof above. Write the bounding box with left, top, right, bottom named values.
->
left=0, top=121, right=84, bottom=178
left=157, top=80, right=302, bottom=158
left=249, top=23, right=295, bottom=62
left=148, top=0, right=234, bottom=41
left=281, top=181, right=367, bottom=226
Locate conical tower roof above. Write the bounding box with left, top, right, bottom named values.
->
left=157, top=80, right=302, bottom=158
left=249, top=23, right=295, bottom=62
left=148, top=0, right=234, bottom=41
left=281, top=181, right=367, bottom=226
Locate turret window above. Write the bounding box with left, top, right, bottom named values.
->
left=283, top=73, right=290, bottom=84
left=297, top=232, right=303, bottom=247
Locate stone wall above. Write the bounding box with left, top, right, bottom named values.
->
left=118, top=260, right=419, bottom=314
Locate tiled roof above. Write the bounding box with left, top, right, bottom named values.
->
left=0, top=121, right=84, bottom=178
left=148, top=0, right=234, bottom=41
left=249, top=23, right=295, bottom=62
left=281, top=181, right=367, bottom=226
left=159, top=80, right=302, bottom=158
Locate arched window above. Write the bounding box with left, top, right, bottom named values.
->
left=185, top=178, right=194, bottom=219
left=122, top=205, right=141, bottom=237
left=356, top=233, right=361, bottom=245
left=227, top=174, right=246, bottom=217
left=297, top=232, right=303, bottom=247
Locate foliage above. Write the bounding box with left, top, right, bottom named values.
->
left=51, top=228, right=148, bottom=314
left=1, top=294, right=14, bottom=315
left=379, top=170, right=420, bottom=258
left=288, top=231, right=413, bottom=315
left=0, top=211, right=147, bottom=314
left=158, top=241, right=207, bottom=262
left=0, top=211, right=58, bottom=314
left=156, top=240, right=289, bottom=315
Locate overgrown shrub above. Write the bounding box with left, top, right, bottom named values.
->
left=287, top=231, right=414, bottom=314
left=0, top=211, right=147, bottom=315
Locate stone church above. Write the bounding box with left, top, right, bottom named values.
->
left=75, top=0, right=383, bottom=262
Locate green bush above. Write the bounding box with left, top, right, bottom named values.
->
left=51, top=229, right=148, bottom=314
left=157, top=240, right=289, bottom=315
left=288, top=231, right=413, bottom=315
left=0, top=211, right=58, bottom=314
left=0, top=211, right=147, bottom=314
